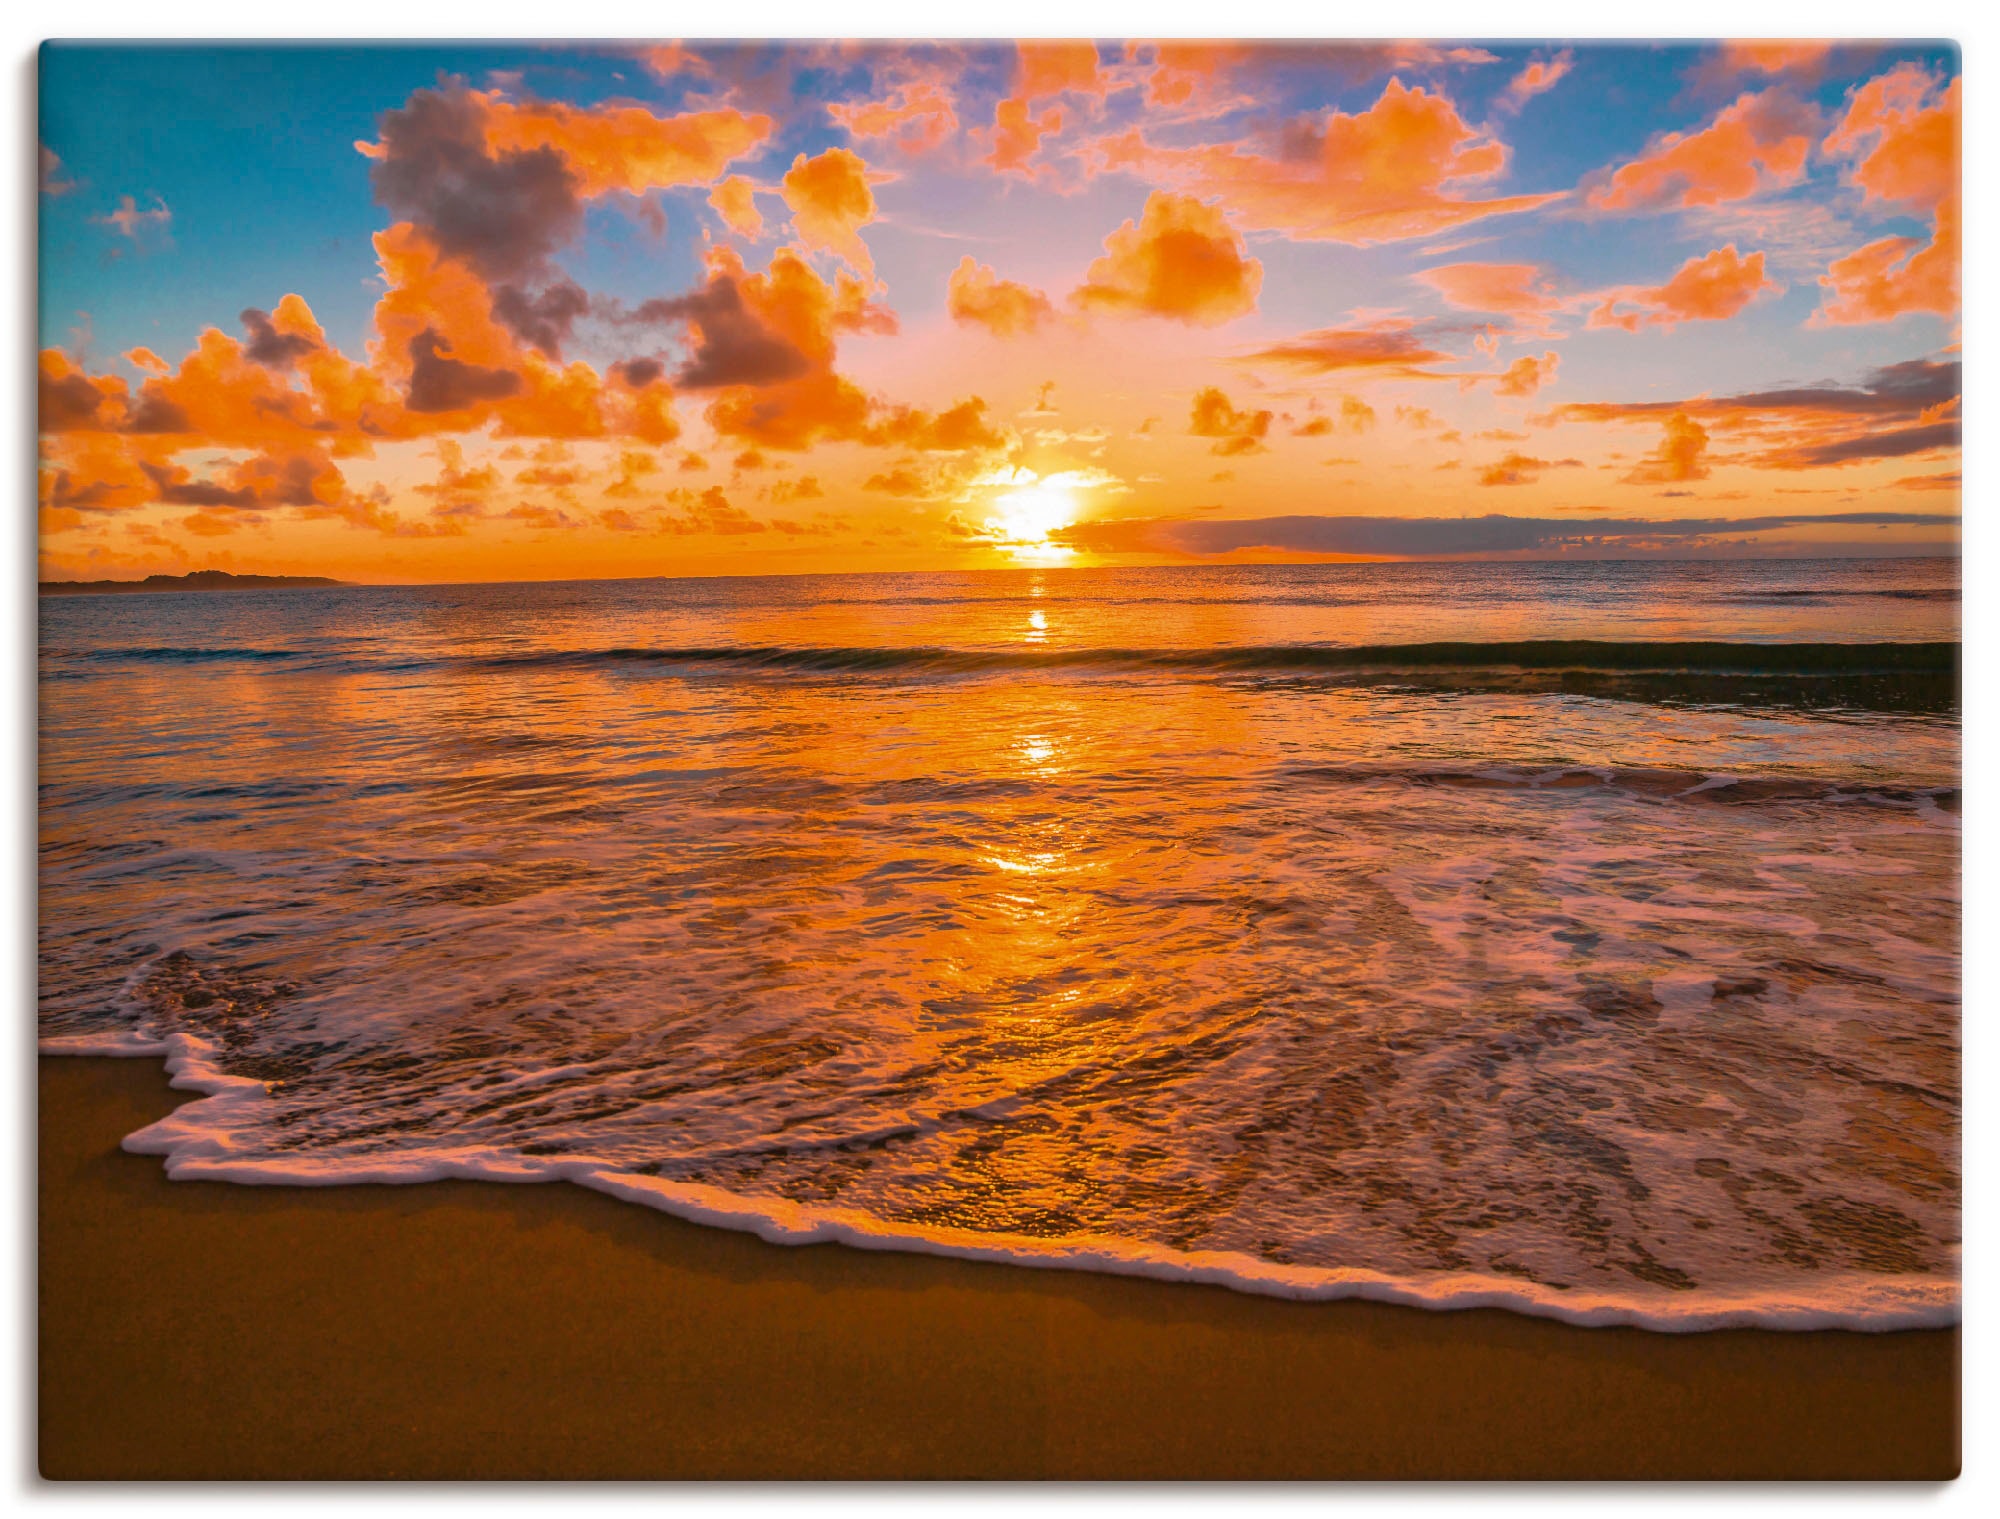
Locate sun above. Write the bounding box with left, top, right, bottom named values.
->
left=987, top=481, right=1076, bottom=563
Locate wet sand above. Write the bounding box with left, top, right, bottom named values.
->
left=39, top=1054, right=1958, bottom=1480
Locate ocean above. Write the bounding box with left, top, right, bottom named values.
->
left=37, top=557, right=1960, bottom=1330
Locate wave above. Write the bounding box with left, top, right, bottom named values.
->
left=56, top=638, right=1959, bottom=674
left=53, top=1028, right=1959, bottom=1335
left=50, top=638, right=1959, bottom=711
left=1279, top=762, right=1960, bottom=813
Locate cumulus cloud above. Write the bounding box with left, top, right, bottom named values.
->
left=780, top=147, right=877, bottom=273
left=238, top=299, right=325, bottom=368
left=1188, top=386, right=1272, bottom=455
left=1815, top=67, right=1959, bottom=325
left=1588, top=245, right=1779, bottom=331
left=1098, top=78, right=1562, bottom=244
left=1621, top=412, right=1712, bottom=484
left=830, top=81, right=959, bottom=156
left=405, top=328, right=524, bottom=413
left=1070, top=192, right=1262, bottom=326
left=1586, top=87, right=1818, bottom=213
left=1487, top=351, right=1559, bottom=398
left=1501, top=51, right=1573, bottom=110
left=707, top=176, right=764, bottom=240
left=947, top=257, right=1055, bottom=337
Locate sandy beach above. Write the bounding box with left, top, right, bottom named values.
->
left=38, top=1054, right=1957, bottom=1480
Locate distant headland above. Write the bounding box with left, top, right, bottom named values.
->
left=39, top=570, right=347, bottom=597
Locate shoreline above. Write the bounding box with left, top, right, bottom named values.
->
left=40, top=1054, right=1960, bottom=1480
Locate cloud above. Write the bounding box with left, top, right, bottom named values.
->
left=663, top=484, right=766, bottom=536
left=1188, top=386, right=1272, bottom=455
left=829, top=82, right=959, bottom=156
left=1585, top=87, right=1818, bottom=213
left=1621, top=412, right=1712, bottom=484
left=1501, top=51, right=1573, bottom=110
left=981, top=40, right=1109, bottom=174
left=1293, top=395, right=1375, bottom=436
left=947, top=257, right=1055, bottom=337
left=40, top=145, right=75, bottom=197
left=1489, top=351, right=1559, bottom=398
left=1686, top=43, right=1839, bottom=98
left=1059, top=510, right=1957, bottom=558
left=627, top=271, right=815, bottom=390
left=707, top=176, right=764, bottom=239
left=368, top=86, right=584, bottom=282
left=490, top=279, right=590, bottom=358
left=1549, top=358, right=1961, bottom=472
left=404, top=328, right=524, bottom=413
left=91, top=194, right=172, bottom=244
left=1070, top=191, right=1262, bottom=326
left=1100, top=78, right=1562, bottom=244
left=1416, top=261, right=1561, bottom=324
left=780, top=147, right=877, bottom=273
left=365, top=81, right=771, bottom=283
left=475, top=93, right=771, bottom=199
left=1815, top=67, right=1959, bottom=325
left=1477, top=451, right=1579, bottom=486
left=238, top=298, right=325, bottom=368
left=1588, top=245, right=1779, bottom=331
left=1240, top=319, right=1457, bottom=377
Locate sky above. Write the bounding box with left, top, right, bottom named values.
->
left=36, top=38, right=1962, bottom=582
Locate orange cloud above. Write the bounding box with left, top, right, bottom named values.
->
left=1815, top=68, right=1959, bottom=325
left=1489, top=351, right=1559, bottom=398
left=1588, top=245, right=1779, bottom=331
left=707, top=176, right=764, bottom=239
left=1587, top=88, right=1817, bottom=213
left=1549, top=359, right=1959, bottom=474
left=1015, top=41, right=1109, bottom=102
left=1106, top=79, right=1562, bottom=244
left=979, top=42, right=1108, bottom=177
left=947, top=257, right=1055, bottom=338
left=1416, top=262, right=1561, bottom=329
left=1503, top=51, right=1573, bottom=108
left=986, top=97, right=1064, bottom=174
left=829, top=82, right=958, bottom=155
left=780, top=147, right=877, bottom=274
left=1188, top=387, right=1272, bottom=455
left=1477, top=452, right=1575, bottom=487
left=1622, top=413, right=1712, bottom=485
left=1293, top=395, right=1376, bottom=436
left=1240, top=320, right=1455, bottom=378
left=1071, top=192, right=1262, bottom=326
left=477, top=94, right=772, bottom=198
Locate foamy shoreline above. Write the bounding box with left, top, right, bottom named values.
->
left=41, top=1029, right=1962, bottom=1336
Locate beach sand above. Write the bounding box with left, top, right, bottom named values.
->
left=39, top=1054, right=1958, bottom=1480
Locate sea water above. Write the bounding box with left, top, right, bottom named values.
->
left=38, top=558, right=1960, bottom=1329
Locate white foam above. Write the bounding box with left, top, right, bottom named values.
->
left=66, top=1037, right=1961, bottom=1336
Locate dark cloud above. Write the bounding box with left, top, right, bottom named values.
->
left=124, top=392, right=193, bottom=434
left=1060, top=512, right=1960, bottom=558
left=240, top=308, right=321, bottom=368
left=1555, top=360, right=1961, bottom=425
left=611, top=357, right=665, bottom=388
left=38, top=368, right=107, bottom=431
left=369, top=83, right=583, bottom=281
left=491, top=279, right=590, bottom=358
left=1781, top=421, right=1963, bottom=468
left=140, top=462, right=257, bottom=508
left=625, top=275, right=811, bottom=389
left=404, top=329, right=523, bottom=414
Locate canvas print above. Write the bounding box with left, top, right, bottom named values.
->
left=37, top=38, right=1959, bottom=1480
